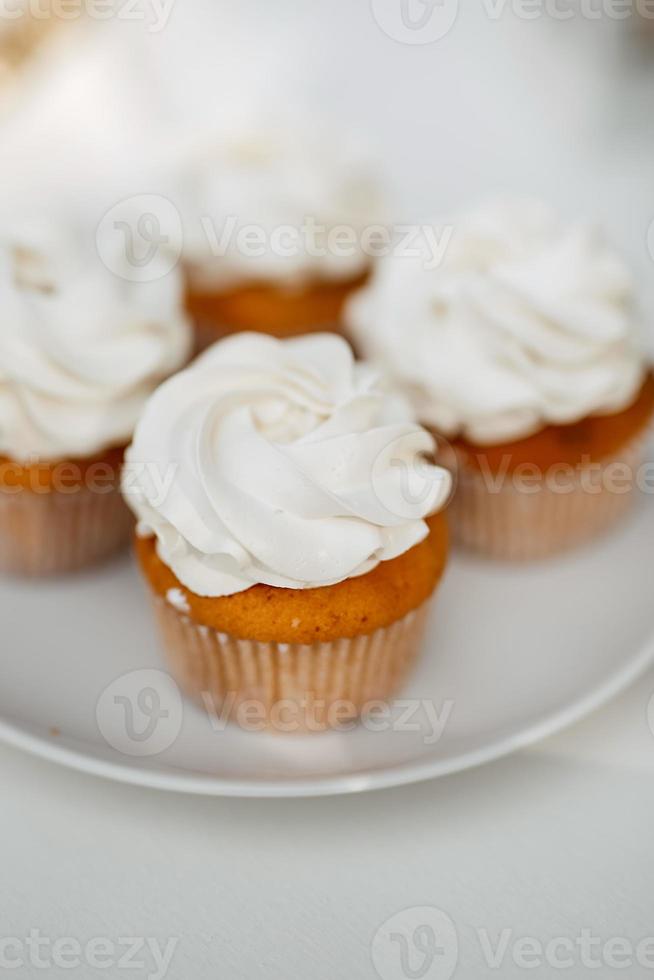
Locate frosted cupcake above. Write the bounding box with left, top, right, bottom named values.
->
left=178, top=120, right=383, bottom=349
left=0, top=228, right=191, bottom=575
left=347, top=199, right=654, bottom=560
left=124, top=333, right=451, bottom=732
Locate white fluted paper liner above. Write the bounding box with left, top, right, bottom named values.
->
left=151, top=596, right=431, bottom=733
left=0, top=486, right=133, bottom=576
left=445, top=429, right=650, bottom=560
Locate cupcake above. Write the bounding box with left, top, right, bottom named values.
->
left=178, top=119, right=383, bottom=350
left=124, top=333, right=451, bottom=732
left=347, top=199, right=654, bottom=560
left=0, top=227, right=191, bottom=575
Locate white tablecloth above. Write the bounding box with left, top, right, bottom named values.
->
left=3, top=668, right=653, bottom=979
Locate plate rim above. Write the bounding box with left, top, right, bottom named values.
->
left=1, top=630, right=653, bottom=797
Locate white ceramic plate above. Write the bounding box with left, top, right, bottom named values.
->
left=1, top=487, right=653, bottom=797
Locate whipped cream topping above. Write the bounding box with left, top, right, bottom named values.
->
left=124, top=333, right=450, bottom=597
left=0, top=227, right=192, bottom=461
left=179, top=120, right=383, bottom=291
left=347, top=199, right=647, bottom=445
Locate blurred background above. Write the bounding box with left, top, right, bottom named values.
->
left=1, top=0, right=654, bottom=319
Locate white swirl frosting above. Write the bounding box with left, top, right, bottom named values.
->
left=124, top=333, right=451, bottom=597
left=0, top=228, right=192, bottom=461
left=347, top=199, right=647, bottom=445
left=179, top=120, right=383, bottom=290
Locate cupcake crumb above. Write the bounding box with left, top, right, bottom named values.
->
left=291, top=618, right=301, bottom=629
left=49, top=726, right=60, bottom=737
left=166, top=588, right=190, bottom=613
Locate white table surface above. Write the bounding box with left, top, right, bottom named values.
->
left=3, top=671, right=654, bottom=980
left=2, top=2, right=654, bottom=977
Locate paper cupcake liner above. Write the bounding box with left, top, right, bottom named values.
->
left=0, top=486, right=133, bottom=576
left=445, top=429, right=650, bottom=560
left=150, top=596, right=431, bottom=733
left=194, top=318, right=344, bottom=353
